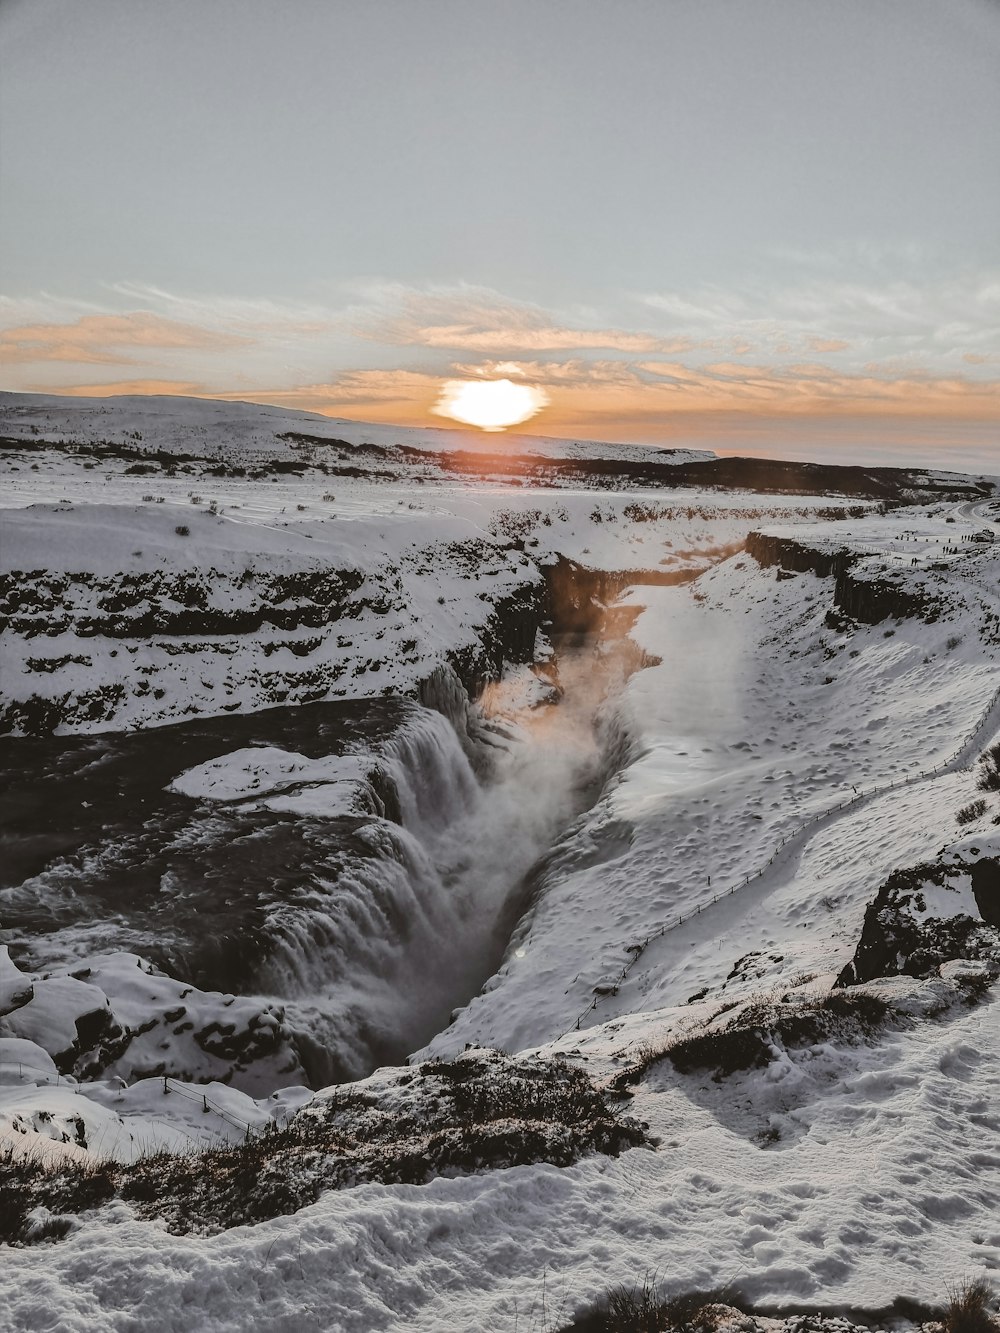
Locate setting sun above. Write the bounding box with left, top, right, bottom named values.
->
left=433, top=378, right=548, bottom=432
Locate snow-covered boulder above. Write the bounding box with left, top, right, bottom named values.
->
left=838, top=835, right=1000, bottom=985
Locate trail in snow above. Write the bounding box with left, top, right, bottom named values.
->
left=571, top=679, right=1000, bottom=1032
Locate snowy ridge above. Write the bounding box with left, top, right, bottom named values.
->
left=0, top=502, right=545, bottom=733
left=0, top=390, right=714, bottom=465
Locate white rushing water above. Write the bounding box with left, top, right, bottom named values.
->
left=251, top=653, right=611, bottom=1083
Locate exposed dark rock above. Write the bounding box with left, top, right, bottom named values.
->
left=447, top=580, right=548, bottom=697
left=837, top=857, right=1000, bottom=986
left=970, top=856, right=1000, bottom=927
left=746, top=531, right=943, bottom=624
left=0, top=566, right=366, bottom=639
left=745, top=532, right=855, bottom=579
left=543, top=555, right=698, bottom=637
left=833, top=567, right=941, bottom=625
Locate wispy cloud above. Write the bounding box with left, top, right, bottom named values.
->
left=6, top=265, right=999, bottom=469
left=105, top=284, right=336, bottom=335
left=211, top=369, right=447, bottom=416
left=441, top=355, right=1000, bottom=418
left=205, top=358, right=1000, bottom=436
left=46, top=378, right=208, bottom=397
left=636, top=268, right=1000, bottom=366
left=805, top=335, right=850, bottom=353
left=0, top=313, right=252, bottom=366
left=353, top=283, right=693, bottom=354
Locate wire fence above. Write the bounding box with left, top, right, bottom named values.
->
left=157, top=1076, right=257, bottom=1136
left=565, top=677, right=1000, bottom=1036
left=0, top=1061, right=259, bottom=1139
left=0, top=1061, right=70, bottom=1088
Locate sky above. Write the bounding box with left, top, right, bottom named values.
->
left=1, top=0, right=998, bottom=468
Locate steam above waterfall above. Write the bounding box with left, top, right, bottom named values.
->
left=250, top=664, right=609, bottom=1083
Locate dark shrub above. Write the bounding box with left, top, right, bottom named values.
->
left=958, top=800, right=988, bottom=826
left=943, top=1278, right=1000, bottom=1333
left=977, top=744, right=1000, bottom=793
left=564, top=1280, right=742, bottom=1333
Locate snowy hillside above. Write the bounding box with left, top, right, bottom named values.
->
left=1, top=392, right=999, bottom=1332
left=0, top=390, right=715, bottom=465
left=0, top=501, right=544, bottom=733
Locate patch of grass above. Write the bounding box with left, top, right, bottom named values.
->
left=957, top=800, right=988, bottom=826
left=0, top=1146, right=116, bottom=1245
left=610, top=988, right=891, bottom=1089
left=564, top=1279, right=745, bottom=1333
left=565, top=1281, right=1000, bottom=1333
left=943, top=1279, right=1000, bottom=1333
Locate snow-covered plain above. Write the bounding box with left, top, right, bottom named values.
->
left=1, top=394, right=999, bottom=1331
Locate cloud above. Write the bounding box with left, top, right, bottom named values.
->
left=208, top=369, right=448, bottom=417
left=106, top=284, right=337, bottom=335
left=6, top=268, right=998, bottom=467
left=437, top=356, right=1000, bottom=422
left=449, top=358, right=640, bottom=388
left=354, top=284, right=692, bottom=354
left=42, top=378, right=208, bottom=397
left=637, top=268, right=1000, bottom=364
left=0, top=313, right=253, bottom=366
left=190, top=357, right=1000, bottom=442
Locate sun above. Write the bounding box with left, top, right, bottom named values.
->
left=433, top=378, right=548, bottom=432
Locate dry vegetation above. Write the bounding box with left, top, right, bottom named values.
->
left=608, top=988, right=892, bottom=1092
left=0, top=1050, right=647, bottom=1244
left=561, top=1276, right=1000, bottom=1333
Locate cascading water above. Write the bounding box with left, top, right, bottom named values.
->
left=380, top=706, right=482, bottom=836
left=0, top=641, right=631, bottom=1091
left=252, top=655, right=613, bottom=1083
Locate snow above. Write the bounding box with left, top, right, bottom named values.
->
left=169, top=747, right=379, bottom=817
left=426, top=527, right=999, bottom=1054
left=0, top=389, right=715, bottom=465
left=1, top=984, right=997, bottom=1329
left=2, top=392, right=999, bottom=1330
left=0, top=947, right=309, bottom=1097
left=0, top=499, right=546, bottom=732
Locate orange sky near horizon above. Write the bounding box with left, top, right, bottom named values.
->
left=33, top=365, right=999, bottom=430
left=5, top=371, right=988, bottom=473
left=3, top=2, right=998, bottom=472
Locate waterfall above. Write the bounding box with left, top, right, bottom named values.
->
left=246, top=679, right=606, bottom=1082
left=380, top=705, right=482, bottom=838
left=253, top=819, right=463, bottom=1083
left=245, top=708, right=491, bottom=1081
